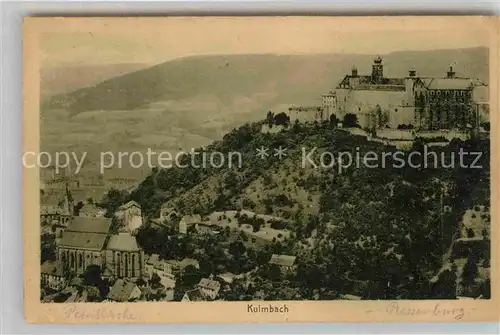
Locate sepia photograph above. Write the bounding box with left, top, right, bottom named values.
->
left=23, top=16, right=498, bottom=323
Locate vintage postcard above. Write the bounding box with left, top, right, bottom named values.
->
left=23, top=16, right=499, bottom=323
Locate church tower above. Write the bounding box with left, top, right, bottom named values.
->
left=371, top=56, right=384, bottom=84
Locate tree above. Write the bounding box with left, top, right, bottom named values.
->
left=73, top=201, right=85, bottom=216
left=343, top=113, right=358, bottom=128
left=82, top=265, right=109, bottom=298
left=466, top=228, right=475, bottom=238
left=462, top=253, right=478, bottom=288
left=274, top=112, right=290, bottom=126
left=266, top=111, right=274, bottom=124
left=229, top=240, right=246, bottom=258
left=329, top=114, right=338, bottom=125
left=179, top=265, right=202, bottom=288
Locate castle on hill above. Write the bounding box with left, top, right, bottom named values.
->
left=288, top=56, right=489, bottom=131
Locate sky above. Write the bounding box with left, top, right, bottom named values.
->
left=39, top=17, right=492, bottom=68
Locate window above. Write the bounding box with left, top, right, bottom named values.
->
left=70, top=253, right=75, bottom=269
left=125, top=254, right=129, bottom=277
left=78, top=254, right=83, bottom=268
left=131, top=254, right=136, bottom=277
left=395, top=108, right=398, bottom=112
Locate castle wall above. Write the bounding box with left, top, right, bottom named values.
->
left=335, top=88, right=412, bottom=128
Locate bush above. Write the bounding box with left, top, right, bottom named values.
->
left=343, top=113, right=358, bottom=128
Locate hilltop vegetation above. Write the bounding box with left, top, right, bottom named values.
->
left=100, top=118, right=490, bottom=299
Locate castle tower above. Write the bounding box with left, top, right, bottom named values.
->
left=447, top=66, right=456, bottom=78
left=351, top=66, right=358, bottom=78
left=371, top=56, right=384, bottom=84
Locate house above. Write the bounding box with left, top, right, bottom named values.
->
left=115, top=200, right=143, bottom=234
left=78, top=204, right=105, bottom=218
left=145, top=253, right=160, bottom=278
left=40, top=204, right=72, bottom=226
left=41, top=260, right=67, bottom=291
left=150, top=258, right=199, bottom=279
left=107, top=279, right=142, bottom=302
left=217, top=272, right=236, bottom=285
left=159, top=204, right=179, bottom=222
left=182, top=288, right=206, bottom=302
left=179, top=258, right=200, bottom=272
left=179, top=214, right=202, bottom=234
left=196, top=277, right=221, bottom=300
left=269, top=254, right=297, bottom=273
left=195, top=222, right=219, bottom=235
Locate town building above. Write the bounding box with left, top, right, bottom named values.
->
left=181, top=288, right=206, bottom=302
left=115, top=200, right=143, bottom=234
left=321, top=57, right=488, bottom=130
left=196, top=277, right=221, bottom=300
left=107, top=279, right=142, bottom=302
left=269, top=254, right=297, bottom=274
left=57, top=217, right=145, bottom=279
left=40, top=184, right=74, bottom=226
left=41, top=260, right=67, bottom=291
left=159, top=204, right=179, bottom=222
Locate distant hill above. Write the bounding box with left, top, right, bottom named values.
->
left=45, top=47, right=488, bottom=114
left=40, top=63, right=150, bottom=98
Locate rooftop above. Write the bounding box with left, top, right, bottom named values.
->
left=107, top=279, right=139, bottom=302
left=146, top=253, right=160, bottom=265
left=183, top=288, right=205, bottom=302
left=59, top=231, right=108, bottom=251
left=269, top=254, right=296, bottom=267
left=424, top=77, right=474, bottom=90
left=197, top=278, right=221, bottom=291
left=117, top=200, right=141, bottom=211
left=66, top=217, right=112, bottom=234
left=107, top=232, right=141, bottom=252
left=41, top=260, right=64, bottom=277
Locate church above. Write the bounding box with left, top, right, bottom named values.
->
left=322, top=56, right=488, bottom=130
left=56, top=217, right=145, bottom=280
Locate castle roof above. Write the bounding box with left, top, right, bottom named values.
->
left=424, top=78, right=474, bottom=90
left=337, top=75, right=406, bottom=91
left=107, top=232, right=141, bottom=252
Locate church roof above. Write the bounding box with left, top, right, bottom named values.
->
left=107, top=232, right=141, bottom=252
left=59, top=231, right=108, bottom=251
left=66, top=217, right=112, bottom=234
